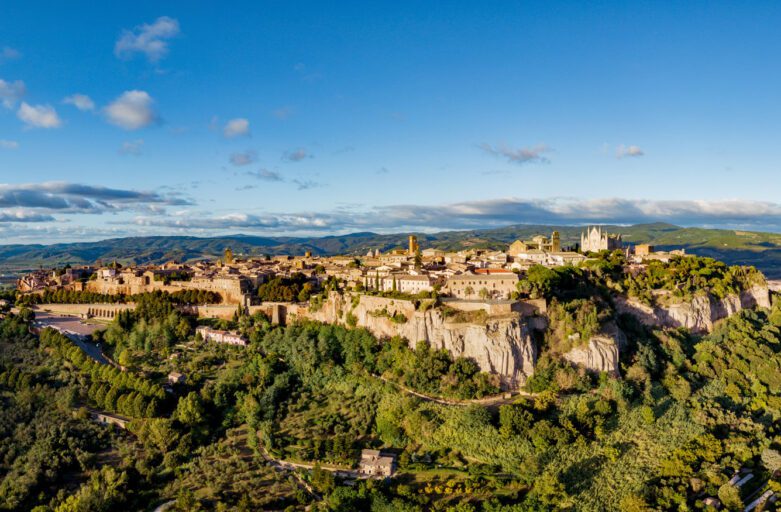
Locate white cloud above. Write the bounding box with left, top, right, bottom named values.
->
left=104, top=90, right=156, bottom=130
left=0, top=78, right=25, bottom=108
left=0, top=47, right=21, bottom=63
left=0, top=222, right=133, bottom=243
left=223, top=118, right=250, bottom=138
left=0, top=181, right=192, bottom=213
left=124, top=197, right=781, bottom=234
left=247, top=169, right=283, bottom=182
left=479, top=143, right=552, bottom=165
left=63, top=93, right=95, bottom=111
left=292, top=179, right=322, bottom=190
left=17, top=102, right=61, bottom=128
left=12, top=192, right=781, bottom=240
left=616, top=144, right=644, bottom=158
left=229, top=150, right=257, bottom=166
left=132, top=212, right=332, bottom=231
left=0, top=209, right=54, bottom=223
left=283, top=148, right=311, bottom=162
left=114, top=16, right=180, bottom=63
left=119, top=139, right=144, bottom=156
left=0, top=139, right=18, bottom=150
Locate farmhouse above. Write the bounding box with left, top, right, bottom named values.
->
left=358, top=449, right=396, bottom=477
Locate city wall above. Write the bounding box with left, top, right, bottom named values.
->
left=35, top=303, right=135, bottom=319
left=442, top=298, right=546, bottom=317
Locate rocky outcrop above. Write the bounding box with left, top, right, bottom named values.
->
left=563, top=325, right=626, bottom=376
left=295, top=293, right=537, bottom=389
left=283, top=283, right=770, bottom=387
left=559, top=284, right=769, bottom=374
left=615, top=284, right=771, bottom=334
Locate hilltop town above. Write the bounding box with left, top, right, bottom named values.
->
left=8, top=3, right=781, bottom=511
left=17, top=226, right=683, bottom=308
left=2, top=230, right=779, bottom=512
left=4, top=226, right=779, bottom=512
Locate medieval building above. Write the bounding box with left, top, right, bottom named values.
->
left=580, top=226, right=622, bottom=253
left=507, top=231, right=561, bottom=256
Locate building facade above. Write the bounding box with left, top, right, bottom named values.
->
left=580, top=226, right=622, bottom=253
left=445, top=272, right=519, bottom=300
left=508, top=231, right=561, bottom=255
left=196, top=326, right=248, bottom=346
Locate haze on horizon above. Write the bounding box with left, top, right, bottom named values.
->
left=2, top=1, right=781, bottom=244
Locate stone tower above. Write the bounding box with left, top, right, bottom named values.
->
left=551, top=231, right=561, bottom=252
left=224, top=247, right=234, bottom=265
left=408, top=235, right=419, bottom=256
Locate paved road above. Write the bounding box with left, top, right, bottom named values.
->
left=34, top=311, right=103, bottom=336
left=33, top=311, right=110, bottom=365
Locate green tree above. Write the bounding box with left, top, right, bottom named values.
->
left=54, top=466, right=129, bottom=512
left=762, top=447, right=781, bottom=473
left=176, top=392, right=205, bottom=427
left=717, top=483, right=743, bottom=511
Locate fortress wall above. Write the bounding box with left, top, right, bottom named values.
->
left=179, top=304, right=238, bottom=319
left=355, top=295, right=419, bottom=317
left=441, top=298, right=546, bottom=317
left=34, top=303, right=135, bottom=318
left=86, top=278, right=246, bottom=304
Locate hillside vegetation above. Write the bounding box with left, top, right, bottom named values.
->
left=2, top=257, right=781, bottom=510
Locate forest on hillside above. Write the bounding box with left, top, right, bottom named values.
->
left=2, top=259, right=781, bottom=510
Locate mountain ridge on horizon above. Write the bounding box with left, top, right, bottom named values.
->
left=3, top=222, right=781, bottom=278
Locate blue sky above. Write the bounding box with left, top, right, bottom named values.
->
left=2, top=1, right=781, bottom=243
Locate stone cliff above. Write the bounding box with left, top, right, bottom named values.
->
left=615, top=284, right=771, bottom=334
left=562, top=324, right=626, bottom=376
left=288, top=284, right=770, bottom=386
left=293, top=293, right=537, bottom=389
left=572, top=285, right=771, bottom=375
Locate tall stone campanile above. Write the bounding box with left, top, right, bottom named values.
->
left=408, top=235, right=419, bottom=255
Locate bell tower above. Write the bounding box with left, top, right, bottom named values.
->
left=551, top=231, right=561, bottom=252
left=408, top=235, right=419, bottom=256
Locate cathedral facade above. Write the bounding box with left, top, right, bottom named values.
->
left=580, top=226, right=622, bottom=253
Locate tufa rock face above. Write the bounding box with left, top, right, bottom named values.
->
left=615, top=285, right=770, bottom=334
left=295, top=293, right=537, bottom=389
left=285, top=283, right=769, bottom=387
left=562, top=325, right=626, bottom=376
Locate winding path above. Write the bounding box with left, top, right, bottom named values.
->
left=373, top=374, right=537, bottom=406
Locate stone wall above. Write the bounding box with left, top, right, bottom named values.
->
left=180, top=304, right=240, bottom=319
left=441, top=298, right=546, bottom=317
left=86, top=277, right=248, bottom=305
left=35, top=303, right=135, bottom=319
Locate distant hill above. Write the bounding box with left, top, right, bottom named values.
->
left=3, top=222, right=781, bottom=278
